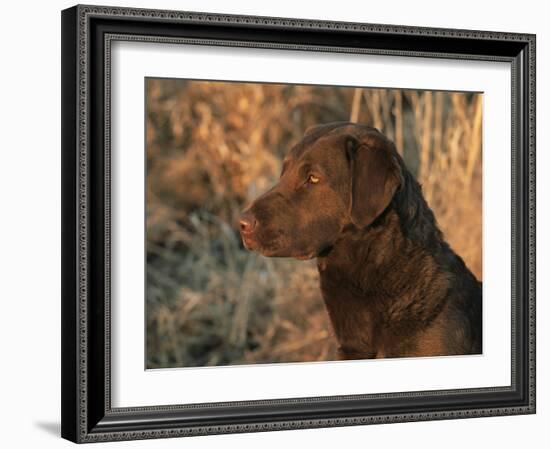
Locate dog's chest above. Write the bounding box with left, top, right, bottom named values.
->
left=318, top=267, right=420, bottom=358
left=319, top=272, right=379, bottom=354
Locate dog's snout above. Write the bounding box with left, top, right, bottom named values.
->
left=239, top=212, right=257, bottom=235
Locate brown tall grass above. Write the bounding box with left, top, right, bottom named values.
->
left=145, top=79, right=482, bottom=368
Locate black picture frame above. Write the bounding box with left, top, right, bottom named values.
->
left=61, top=4, right=536, bottom=443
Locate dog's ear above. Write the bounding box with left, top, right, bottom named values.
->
left=345, top=135, right=402, bottom=228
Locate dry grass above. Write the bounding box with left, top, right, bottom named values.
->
left=145, top=79, right=482, bottom=368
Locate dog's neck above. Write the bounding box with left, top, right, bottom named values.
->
left=316, top=208, right=407, bottom=291
left=317, top=205, right=454, bottom=357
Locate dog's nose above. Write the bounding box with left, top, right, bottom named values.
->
left=239, top=213, right=257, bottom=235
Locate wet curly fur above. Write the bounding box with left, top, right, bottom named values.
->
left=241, top=122, right=482, bottom=359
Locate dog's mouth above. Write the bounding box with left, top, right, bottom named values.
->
left=241, top=234, right=258, bottom=251
left=240, top=233, right=279, bottom=256
left=240, top=233, right=315, bottom=260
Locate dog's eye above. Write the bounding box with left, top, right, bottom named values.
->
left=307, top=174, right=320, bottom=184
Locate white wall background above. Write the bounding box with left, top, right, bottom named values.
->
left=0, top=0, right=545, bottom=447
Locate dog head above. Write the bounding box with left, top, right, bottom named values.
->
left=239, top=122, right=402, bottom=259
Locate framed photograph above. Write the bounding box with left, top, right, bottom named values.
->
left=61, top=4, right=536, bottom=443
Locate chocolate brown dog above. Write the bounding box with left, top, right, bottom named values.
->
left=239, top=122, right=482, bottom=359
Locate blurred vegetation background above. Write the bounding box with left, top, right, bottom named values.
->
left=146, top=78, right=482, bottom=369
